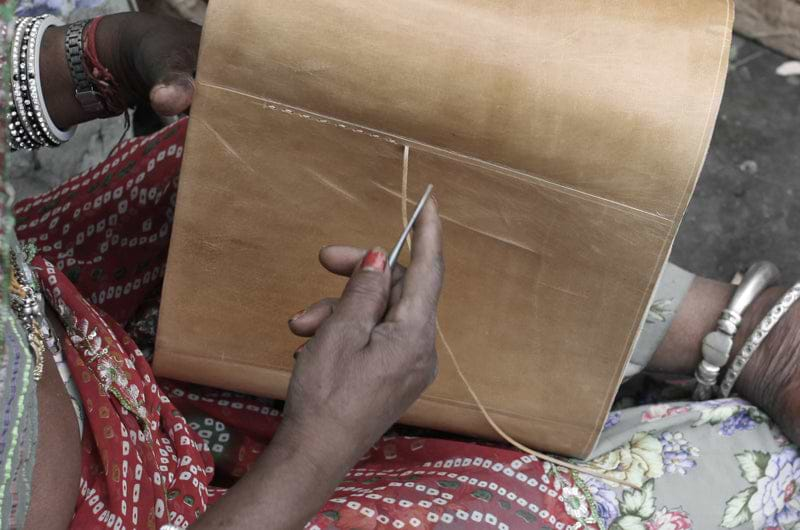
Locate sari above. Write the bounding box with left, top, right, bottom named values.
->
left=6, top=118, right=800, bottom=530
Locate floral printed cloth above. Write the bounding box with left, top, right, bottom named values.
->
left=588, top=399, right=799, bottom=529
left=15, top=0, right=103, bottom=17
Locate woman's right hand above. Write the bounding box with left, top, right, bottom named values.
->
left=194, top=198, right=443, bottom=530
left=281, top=198, right=444, bottom=464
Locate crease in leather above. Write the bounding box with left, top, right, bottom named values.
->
left=371, top=180, right=544, bottom=257
left=198, top=118, right=257, bottom=174
left=401, top=146, right=639, bottom=488
left=198, top=80, right=673, bottom=225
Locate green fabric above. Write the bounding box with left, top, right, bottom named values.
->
left=0, top=5, right=39, bottom=529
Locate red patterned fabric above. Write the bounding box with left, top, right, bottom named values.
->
left=14, top=118, right=599, bottom=529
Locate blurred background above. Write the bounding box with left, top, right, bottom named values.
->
left=8, top=0, right=800, bottom=282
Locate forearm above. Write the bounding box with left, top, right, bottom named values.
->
left=40, top=18, right=125, bottom=130
left=647, top=274, right=793, bottom=400
left=648, top=275, right=734, bottom=375
left=40, top=24, right=87, bottom=130
left=192, top=422, right=359, bottom=530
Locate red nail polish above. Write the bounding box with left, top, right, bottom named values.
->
left=362, top=248, right=387, bottom=272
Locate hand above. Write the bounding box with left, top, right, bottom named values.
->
left=40, top=13, right=201, bottom=129
left=97, top=13, right=201, bottom=116
left=281, top=198, right=444, bottom=465
left=195, top=201, right=443, bottom=530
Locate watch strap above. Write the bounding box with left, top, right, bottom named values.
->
left=65, top=20, right=105, bottom=114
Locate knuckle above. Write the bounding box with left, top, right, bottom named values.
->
left=348, top=275, right=387, bottom=304
left=321, top=318, right=369, bottom=344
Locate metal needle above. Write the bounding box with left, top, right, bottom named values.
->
left=388, top=184, right=434, bottom=268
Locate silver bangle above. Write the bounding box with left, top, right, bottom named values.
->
left=31, top=16, right=75, bottom=144
left=10, top=17, right=41, bottom=149
left=719, top=282, right=800, bottom=397
left=693, top=261, right=780, bottom=400
left=7, top=15, right=74, bottom=151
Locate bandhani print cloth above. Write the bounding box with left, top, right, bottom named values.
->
left=10, top=117, right=800, bottom=529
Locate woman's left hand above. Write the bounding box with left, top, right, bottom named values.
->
left=41, top=12, right=201, bottom=129
left=96, top=13, right=202, bottom=116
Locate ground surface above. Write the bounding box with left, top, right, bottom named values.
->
left=8, top=32, right=800, bottom=282
left=670, top=35, right=800, bottom=281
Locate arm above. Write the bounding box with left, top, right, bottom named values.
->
left=648, top=275, right=800, bottom=444
left=38, top=13, right=201, bottom=131
left=191, top=421, right=360, bottom=529
left=194, top=200, right=444, bottom=529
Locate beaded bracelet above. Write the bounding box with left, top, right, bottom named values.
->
left=20, top=17, right=59, bottom=146
left=719, top=282, right=800, bottom=397
left=9, top=17, right=40, bottom=150
left=7, top=15, right=76, bottom=151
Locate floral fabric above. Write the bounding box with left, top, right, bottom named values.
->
left=9, top=117, right=800, bottom=529
left=588, top=399, right=799, bottom=530
left=15, top=0, right=103, bottom=17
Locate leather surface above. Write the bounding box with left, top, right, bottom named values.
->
left=154, top=0, right=733, bottom=457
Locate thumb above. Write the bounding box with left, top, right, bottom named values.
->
left=150, top=72, right=195, bottom=116
left=326, top=247, right=391, bottom=339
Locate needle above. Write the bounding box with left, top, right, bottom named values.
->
left=388, top=184, right=433, bottom=268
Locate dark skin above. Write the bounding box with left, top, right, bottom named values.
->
left=25, top=12, right=800, bottom=530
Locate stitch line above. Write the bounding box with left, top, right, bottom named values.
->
left=198, top=80, right=672, bottom=226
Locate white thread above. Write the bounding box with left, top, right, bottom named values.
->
left=400, top=145, right=638, bottom=489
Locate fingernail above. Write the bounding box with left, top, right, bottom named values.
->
left=289, top=309, right=307, bottom=323
left=361, top=247, right=387, bottom=272
left=152, top=84, right=170, bottom=98
left=430, top=193, right=438, bottom=208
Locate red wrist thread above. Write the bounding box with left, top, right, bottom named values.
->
left=83, top=17, right=127, bottom=116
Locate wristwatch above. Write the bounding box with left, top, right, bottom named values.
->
left=65, top=20, right=105, bottom=114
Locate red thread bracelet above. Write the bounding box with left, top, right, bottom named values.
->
left=82, top=17, right=127, bottom=116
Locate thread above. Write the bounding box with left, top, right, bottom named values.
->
left=400, top=145, right=638, bottom=490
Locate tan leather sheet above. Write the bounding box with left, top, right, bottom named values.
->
left=154, top=0, right=733, bottom=458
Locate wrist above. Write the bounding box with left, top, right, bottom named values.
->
left=731, top=286, right=798, bottom=399
left=275, top=413, right=364, bottom=477
left=730, top=285, right=800, bottom=443
left=40, top=25, right=85, bottom=130
left=95, top=13, right=150, bottom=107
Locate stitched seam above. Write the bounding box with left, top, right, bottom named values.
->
left=198, top=80, right=672, bottom=226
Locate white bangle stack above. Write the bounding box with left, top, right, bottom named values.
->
left=7, top=15, right=76, bottom=151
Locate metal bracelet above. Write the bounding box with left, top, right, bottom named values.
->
left=9, top=17, right=41, bottom=150
left=7, top=15, right=74, bottom=151
left=19, top=17, right=56, bottom=146
left=719, top=282, right=800, bottom=397
left=31, top=15, right=75, bottom=143
left=692, top=261, right=780, bottom=400
left=65, top=19, right=105, bottom=115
